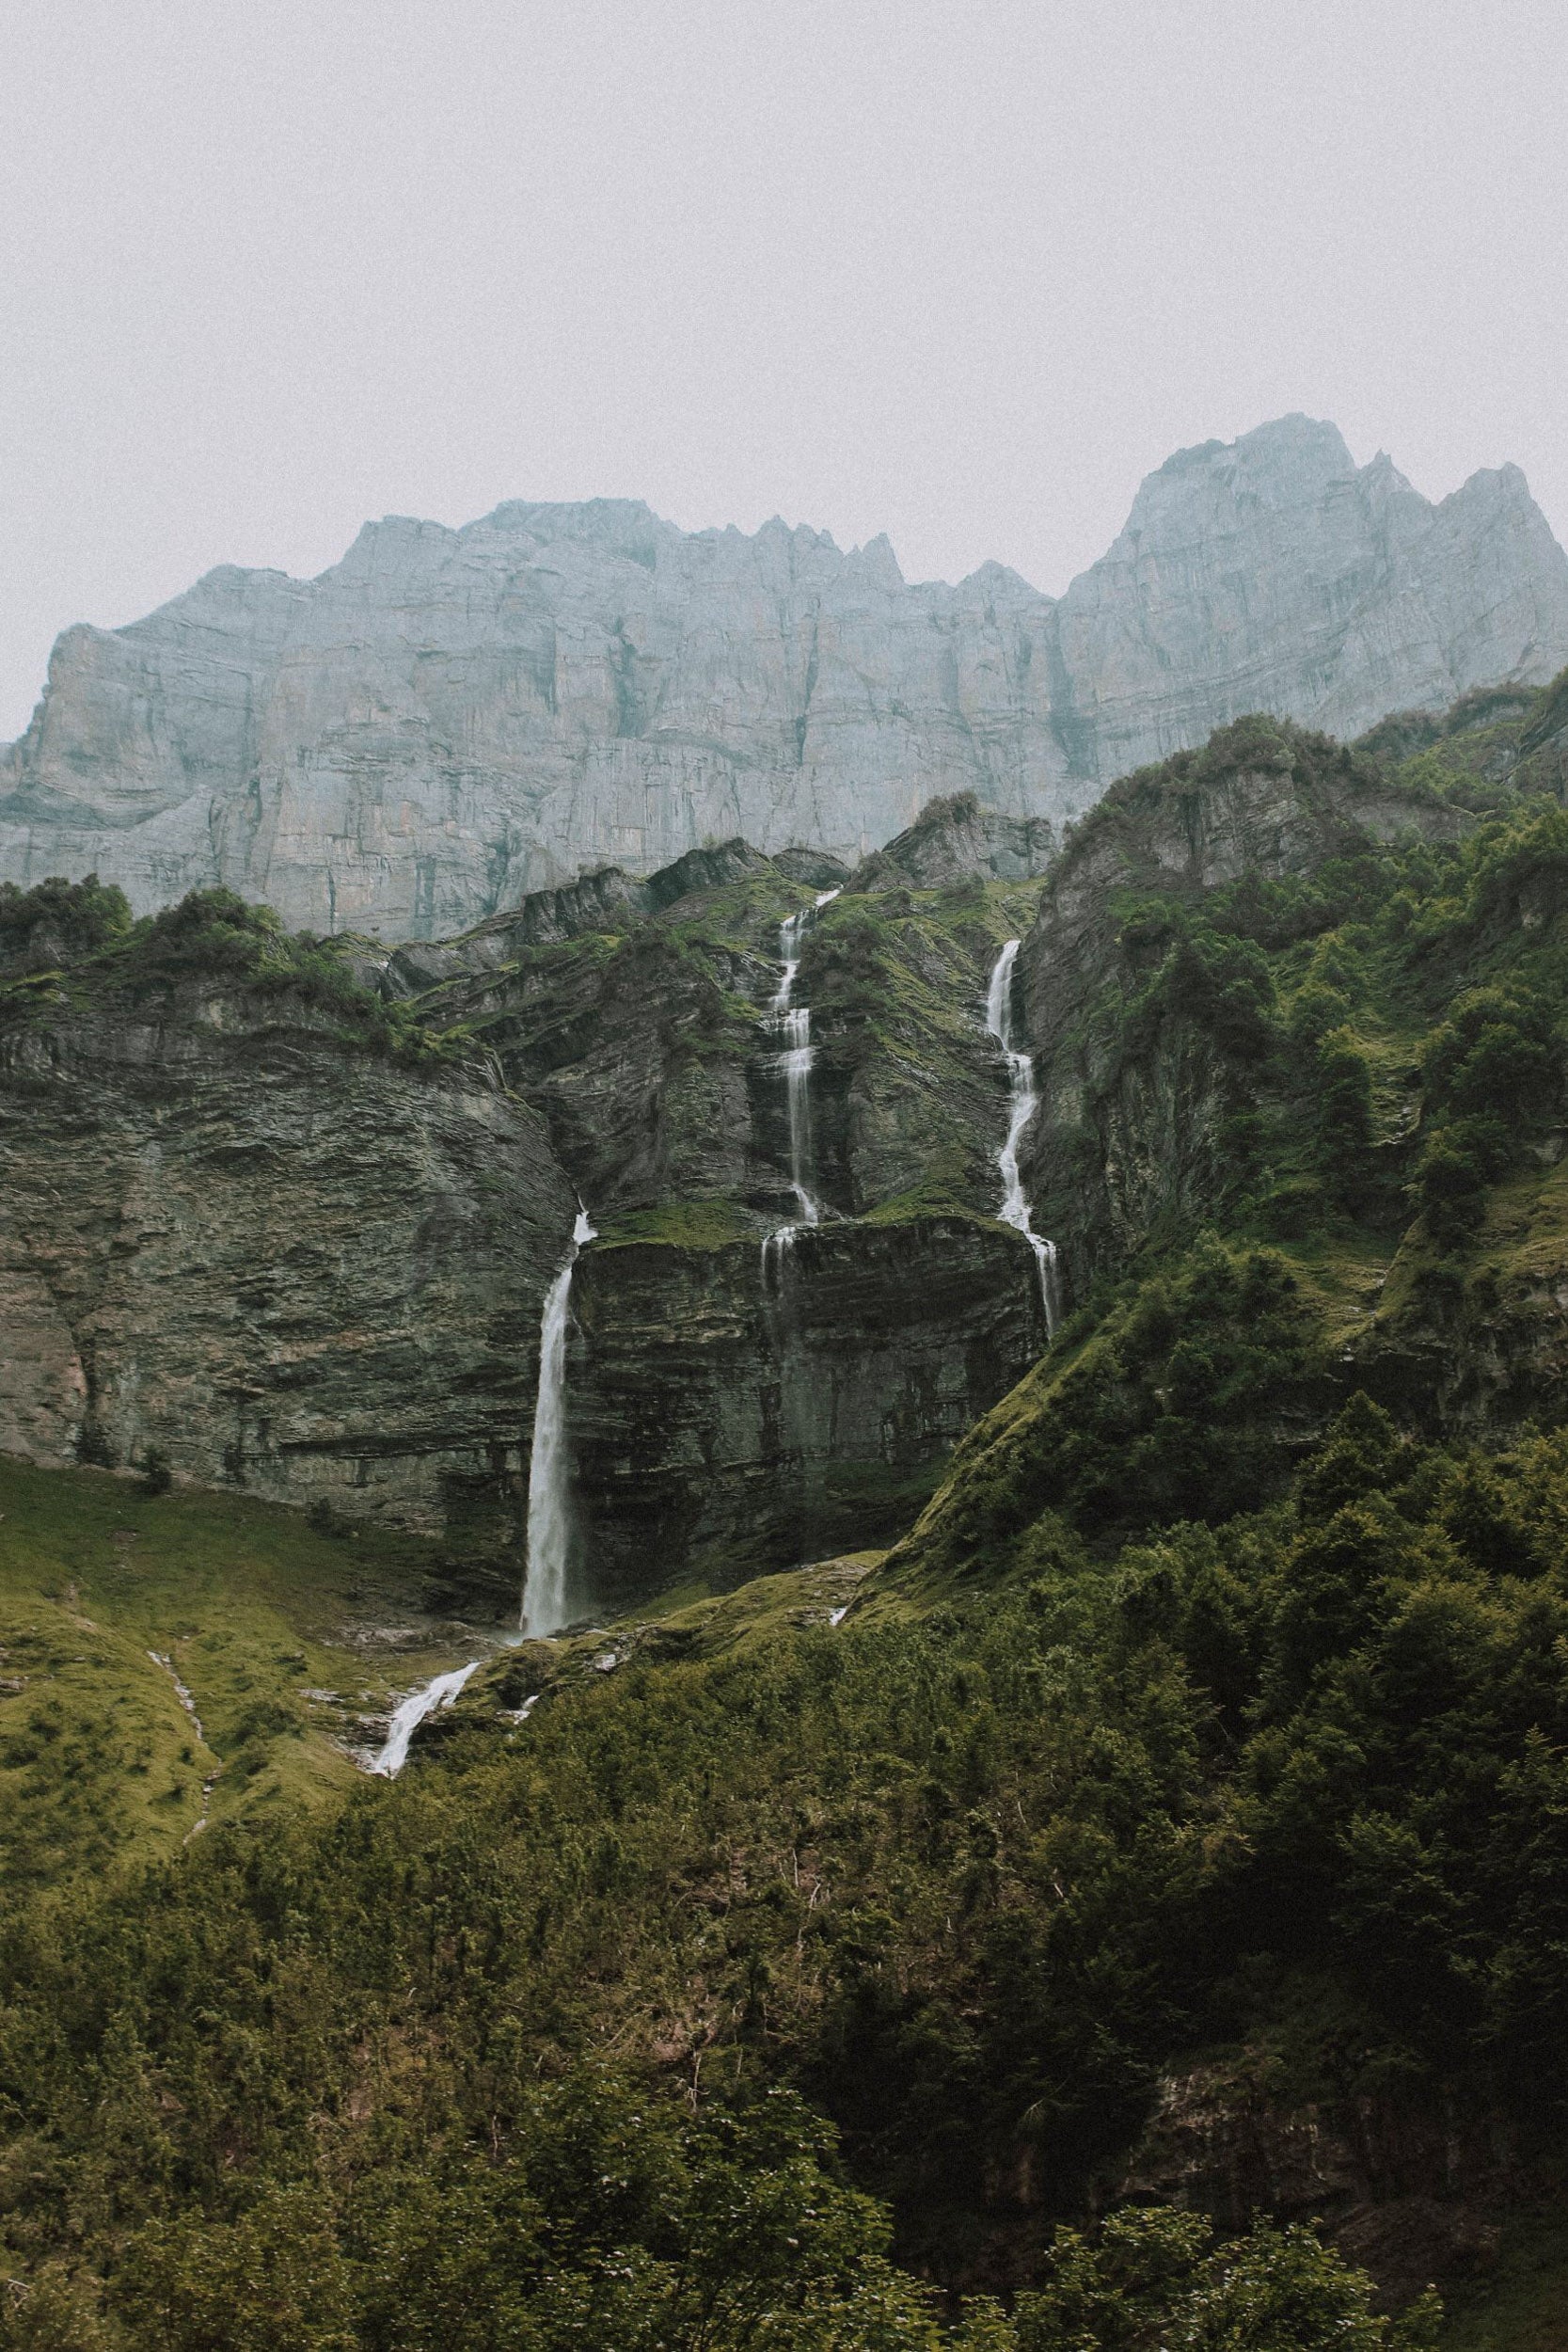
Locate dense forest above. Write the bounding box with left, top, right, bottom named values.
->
left=4, top=675, right=1568, bottom=2346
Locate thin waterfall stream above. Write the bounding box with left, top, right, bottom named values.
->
left=520, top=1204, right=596, bottom=1636
left=763, top=888, right=840, bottom=1281
left=371, top=1661, right=480, bottom=1777
left=985, top=938, right=1060, bottom=1335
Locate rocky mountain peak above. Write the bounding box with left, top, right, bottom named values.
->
left=3, top=418, right=1564, bottom=939
left=1127, top=411, right=1357, bottom=518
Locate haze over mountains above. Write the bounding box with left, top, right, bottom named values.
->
left=3, top=413, right=1566, bottom=941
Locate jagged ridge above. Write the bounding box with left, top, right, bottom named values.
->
left=4, top=416, right=1564, bottom=938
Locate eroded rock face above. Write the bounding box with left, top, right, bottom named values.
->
left=1049, top=420, right=1568, bottom=786
left=569, top=1217, right=1048, bottom=1603
left=0, top=989, right=578, bottom=1537
left=1119, top=2058, right=1515, bottom=2309
left=0, top=846, right=1053, bottom=1601
left=849, top=791, right=1057, bottom=892
left=5, top=419, right=1563, bottom=938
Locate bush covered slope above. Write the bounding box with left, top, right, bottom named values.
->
left=6, top=1401, right=1568, bottom=2342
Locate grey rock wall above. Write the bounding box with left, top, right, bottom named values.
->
left=5, top=418, right=1564, bottom=939
left=569, top=1217, right=1047, bottom=1604
left=0, top=989, right=578, bottom=1536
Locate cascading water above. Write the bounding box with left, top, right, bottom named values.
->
left=985, top=938, right=1060, bottom=1335
left=520, top=1205, right=595, bottom=1636
left=371, top=1661, right=480, bottom=1777
left=762, top=889, right=840, bottom=1281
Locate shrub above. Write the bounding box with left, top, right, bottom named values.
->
left=1314, top=1025, right=1374, bottom=1189
left=1422, top=986, right=1559, bottom=1124
left=1012, top=2209, right=1439, bottom=2352
left=0, top=873, right=132, bottom=969
left=137, top=1447, right=172, bottom=1498
left=1414, top=1115, right=1509, bottom=1248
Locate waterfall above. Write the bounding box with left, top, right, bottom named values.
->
left=371, top=1661, right=480, bottom=1776
left=763, top=889, right=840, bottom=1277
left=520, top=1205, right=595, bottom=1636
left=985, top=939, right=1060, bottom=1335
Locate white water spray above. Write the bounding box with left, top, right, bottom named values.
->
left=520, top=1206, right=595, bottom=1636
left=985, top=939, right=1059, bottom=1335
left=763, top=890, right=840, bottom=1278
left=371, top=1661, right=480, bottom=1777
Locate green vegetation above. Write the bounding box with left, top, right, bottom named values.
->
left=996, top=2209, right=1440, bottom=2350
left=7, top=691, right=1568, bottom=2342
left=0, top=1455, right=467, bottom=1888
left=794, top=877, right=1042, bottom=1216
left=889, top=1234, right=1325, bottom=1585
left=591, top=1198, right=761, bottom=1251
left=0, top=880, right=456, bottom=1065
left=1028, top=726, right=1568, bottom=1392
left=1360, top=675, right=1566, bottom=812
left=4, top=1402, right=1568, bottom=2339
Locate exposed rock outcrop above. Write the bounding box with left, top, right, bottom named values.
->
left=5, top=419, right=1564, bottom=938
left=1014, top=716, right=1474, bottom=1291
left=570, top=1216, right=1047, bottom=1603
left=0, top=844, right=1053, bottom=1603
left=0, top=981, right=579, bottom=1538
left=1118, top=2058, right=1517, bottom=2311
left=849, top=791, right=1057, bottom=892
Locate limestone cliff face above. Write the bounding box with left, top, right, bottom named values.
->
left=5, top=419, right=1563, bottom=939
left=1049, top=420, right=1568, bottom=784
left=0, top=982, right=578, bottom=1538
left=0, top=846, right=1051, bottom=1604
left=570, top=1217, right=1046, bottom=1604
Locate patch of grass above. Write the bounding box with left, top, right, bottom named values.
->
left=858, top=1185, right=1006, bottom=1229
left=0, top=1455, right=469, bottom=1884
left=590, top=1198, right=761, bottom=1251
left=1437, top=2202, right=1568, bottom=2351
left=466, top=1550, right=890, bottom=1724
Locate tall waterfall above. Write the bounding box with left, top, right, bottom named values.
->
left=763, top=889, right=840, bottom=1279
left=520, top=1206, right=595, bottom=1636
left=985, top=939, right=1060, bottom=1335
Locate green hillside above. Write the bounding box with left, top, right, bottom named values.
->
left=4, top=676, right=1568, bottom=2345
left=0, top=1456, right=475, bottom=1890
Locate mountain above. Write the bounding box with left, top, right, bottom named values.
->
left=8, top=679, right=1568, bottom=2341
left=4, top=417, right=1565, bottom=939
left=0, top=839, right=1050, bottom=1597
left=4, top=672, right=1563, bottom=1597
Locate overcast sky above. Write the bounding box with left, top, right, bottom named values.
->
left=2, top=0, right=1563, bottom=739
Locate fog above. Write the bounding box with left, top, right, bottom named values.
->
left=2, top=0, right=1563, bottom=736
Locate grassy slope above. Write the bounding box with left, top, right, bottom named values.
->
left=1438, top=2205, right=1568, bottom=2351
left=0, top=1457, right=474, bottom=1888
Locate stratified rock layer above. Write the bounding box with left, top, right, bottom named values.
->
left=0, top=988, right=579, bottom=1535
left=570, top=1218, right=1047, bottom=1603
left=0, top=842, right=1053, bottom=1598
left=5, top=418, right=1564, bottom=937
